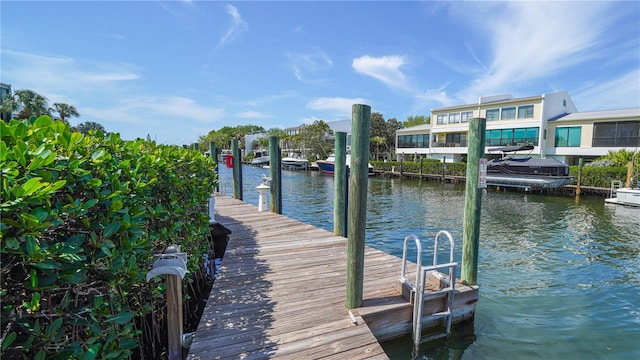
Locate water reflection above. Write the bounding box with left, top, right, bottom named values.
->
left=218, top=166, right=640, bottom=359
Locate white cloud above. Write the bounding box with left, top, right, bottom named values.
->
left=455, top=1, right=615, bottom=101
left=306, top=97, right=368, bottom=115
left=82, top=96, right=226, bottom=124
left=1, top=49, right=139, bottom=95
left=352, top=55, right=411, bottom=91
left=219, top=4, right=248, bottom=47
left=287, top=48, right=333, bottom=83
left=573, top=69, right=640, bottom=111
left=237, top=110, right=272, bottom=119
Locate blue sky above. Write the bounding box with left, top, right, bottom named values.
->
left=2, top=1, right=639, bottom=145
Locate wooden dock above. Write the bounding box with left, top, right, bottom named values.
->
left=187, top=196, right=478, bottom=359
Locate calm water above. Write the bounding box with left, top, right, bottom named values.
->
left=217, top=165, right=640, bottom=359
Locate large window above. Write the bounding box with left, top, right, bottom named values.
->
left=436, top=114, right=446, bottom=125
left=445, top=132, right=467, bottom=147
left=518, top=105, right=534, bottom=119
left=485, top=127, right=539, bottom=146
left=555, top=127, right=582, bottom=147
left=397, top=134, right=429, bottom=148
left=486, top=109, right=499, bottom=121
left=592, top=121, right=640, bottom=147
left=448, top=113, right=460, bottom=124
left=461, top=111, right=473, bottom=123
left=501, top=107, right=516, bottom=120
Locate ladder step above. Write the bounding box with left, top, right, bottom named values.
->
left=422, top=310, right=451, bottom=319
left=420, top=331, right=449, bottom=343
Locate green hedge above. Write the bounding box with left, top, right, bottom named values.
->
left=568, top=165, right=627, bottom=188
left=371, top=160, right=628, bottom=188
left=371, top=159, right=466, bottom=177
left=1, top=116, right=217, bottom=359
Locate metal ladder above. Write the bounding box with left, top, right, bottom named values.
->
left=399, top=231, right=458, bottom=345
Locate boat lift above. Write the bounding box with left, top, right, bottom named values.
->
left=399, top=231, right=458, bottom=345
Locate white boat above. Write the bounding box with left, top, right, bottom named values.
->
left=281, top=157, right=308, bottom=170
left=316, top=154, right=374, bottom=176
left=250, top=150, right=269, bottom=166
left=605, top=181, right=640, bottom=207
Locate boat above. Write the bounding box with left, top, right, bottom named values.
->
left=485, top=145, right=573, bottom=190
left=219, top=150, right=232, bottom=163
left=281, top=156, right=308, bottom=170
left=250, top=150, right=269, bottom=166
left=605, top=154, right=640, bottom=207
left=315, top=154, right=374, bottom=176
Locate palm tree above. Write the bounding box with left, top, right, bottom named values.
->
left=74, top=121, right=105, bottom=135
left=1, top=89, right=49, bottom=119
left=52, top=103, right=80, bottom=123
left=371, top=136, right=386, bottom=161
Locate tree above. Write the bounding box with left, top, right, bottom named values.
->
left=1, top=89, right=49, bottom=119
left=299, top=120, right=333, bottom=160
left=371, top=136, right=386, bottom=161
left=198, top=124, right=266, bottom=154
left=369, top=112, right=403, bottom=159
left=404, top=115, right=430, bottom=127
left=74, top=121, right=105, bottom=135
left=52, top=102, right=80, bottom=123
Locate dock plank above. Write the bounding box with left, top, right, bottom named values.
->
left=187, top=195, right=478, bottom=359
left=187, top=196, right=391, bottom=359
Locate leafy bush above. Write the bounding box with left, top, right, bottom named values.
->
left=1, top=116, right=217, bottom=359
left=569, top=165, right=628, bottom=188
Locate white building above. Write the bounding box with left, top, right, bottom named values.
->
left=396, top=91, right=640, bottom=165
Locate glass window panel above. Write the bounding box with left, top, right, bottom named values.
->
left=501, top=107, right=516, bottom=120
left=486, top=109, right=499, bottom=121
left=555, top=128, right=568, bottom=147
left=568, top=127, right=581, bottom=147
left=518, top=105, right=533, bottom=118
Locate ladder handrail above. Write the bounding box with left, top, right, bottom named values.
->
left=433, top=230, right=456, bottom=281
left=400, top=234, right=422, bottom=290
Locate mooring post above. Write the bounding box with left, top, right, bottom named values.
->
left=232, top=139, right=242, bottom=200
left=626, top=161, right=633, bottom=188
left=269, top=136, right=282, bottom=214
left=419, top=157, right=423, bottom=179
left=209, top=142, right=219, bottom=193
left=461, top=117, right=486, bottom=286
left=442, top=156, right=446, bottom=181
left=145, top=245, right=187, bottom=360
left=346, top=104, right=371, bottom=309
left=576, top=157, right=583, bottom=196
left=334, top=131, right=347, bottom=237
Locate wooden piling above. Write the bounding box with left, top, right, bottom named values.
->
left=209, top=142, right=219, bottom=193
left=461, top=117, right=486, bottom=286
left=166, top=274, right=183, bottom=360
left=334, top=132, right=348, bottom=237
left=576, top=157, right=583, bottom=196
left=346, top=104, right=371, bottom=309
left=232, top=139, right=242, bottom=200
left=269, top=136, right=282, bottom=214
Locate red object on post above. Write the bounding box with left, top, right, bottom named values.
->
left=226, top=154, right=234, bottom=168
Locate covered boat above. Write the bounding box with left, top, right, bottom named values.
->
left=316, top=154, right=374, bottom=176
left=486, top=145, right=573, bottom=190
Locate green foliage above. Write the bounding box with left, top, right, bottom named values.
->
left=370, top=113, right=403, bottom=158
left=404, top=115, right=430, bottom=127
left=1, top=116, right=217, bottom=358
left=569, top=165, right=628, bottom=188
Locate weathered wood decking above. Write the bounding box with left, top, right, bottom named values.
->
left=187, top=195, right=478, bottom=359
